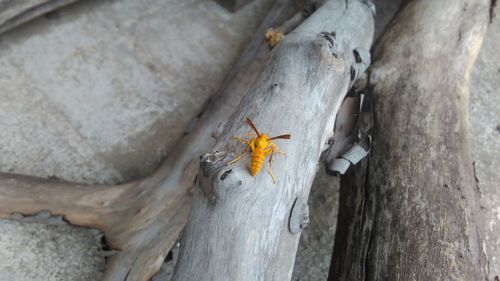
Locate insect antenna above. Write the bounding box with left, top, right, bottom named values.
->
left=246, top=118, right=261, bottom=136
left=269, top=134, right=291, bottom=140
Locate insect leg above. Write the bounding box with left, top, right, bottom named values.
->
left=242, top=132, right=258, bottom=138
left=233, top=136, right=251, bottom=145
left=229, top=138, right=255, bottom=165
left=270, top=143, right=286, bottom=156
left=229, top=146, right=249, bottom=165
left=267, top=150, right=276, bottom=184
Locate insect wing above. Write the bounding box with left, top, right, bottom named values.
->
left=269, top=134, right=291, bottom=140
left=246, top=118, right=261, bottom=136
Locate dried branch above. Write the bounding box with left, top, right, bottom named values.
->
left=172, top=0, right=375, bottom=280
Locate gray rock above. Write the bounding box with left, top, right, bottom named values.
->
left=0, top=220, right=104, bottom=281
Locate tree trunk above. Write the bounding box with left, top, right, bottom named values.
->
left=0, top=0, right=298, bottom=280
left=328, top=0, right=491, bottom=280
left=172, top=1, right=374, bottom=280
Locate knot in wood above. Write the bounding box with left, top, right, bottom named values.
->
left=199, top=150, right=234, bottom=204
left=201, top=150, right=232, bottom=177
left=319, top=31, right=339, bottom=58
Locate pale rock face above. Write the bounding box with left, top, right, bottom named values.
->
left=0, top=220, right=104, bottom=281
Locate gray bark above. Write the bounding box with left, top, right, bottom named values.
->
left=172, top=0, right=374, bottom=280
left=328, top=0, right=491, bottom=280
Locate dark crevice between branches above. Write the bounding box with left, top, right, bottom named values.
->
left=490, top=0, right=497, bottom=23
left=123, top=256, right=139, bottom=281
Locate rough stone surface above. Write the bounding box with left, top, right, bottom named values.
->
left=0, top=220, right=104, bottom=281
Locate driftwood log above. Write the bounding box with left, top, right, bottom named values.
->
left=172, top=0, right=374, bottom=280
left=0, top=1, right=298, bottom=280
left=328, top=0, right=491, bottom=280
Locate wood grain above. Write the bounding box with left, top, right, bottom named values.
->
left=328, top=0, right=491, bottom=280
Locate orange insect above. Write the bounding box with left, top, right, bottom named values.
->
left=229, top=117, right=290, bottom=183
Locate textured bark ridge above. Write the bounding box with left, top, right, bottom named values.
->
left=172, top=1, right=374, bottom=280
left=328, top=0, right=491, bottom=280
left=0, top=1, right=298, bottom=280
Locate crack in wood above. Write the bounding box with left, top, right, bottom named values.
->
left=219, top=169, right=232, bottom=181
left=199, top=150, right=234, bottom=204
left=320, top=31, right=338, bottom=57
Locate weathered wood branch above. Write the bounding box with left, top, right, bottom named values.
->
left=0, top=1, right=298, bottom=280
left=328, top=0, right=491, bottom=280
left=172, top=0, right=374, bottom=280
left=0, top=0, right=80, bottom=35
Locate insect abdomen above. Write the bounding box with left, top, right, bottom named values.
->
left=250, top=148, right=265, bottom=176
